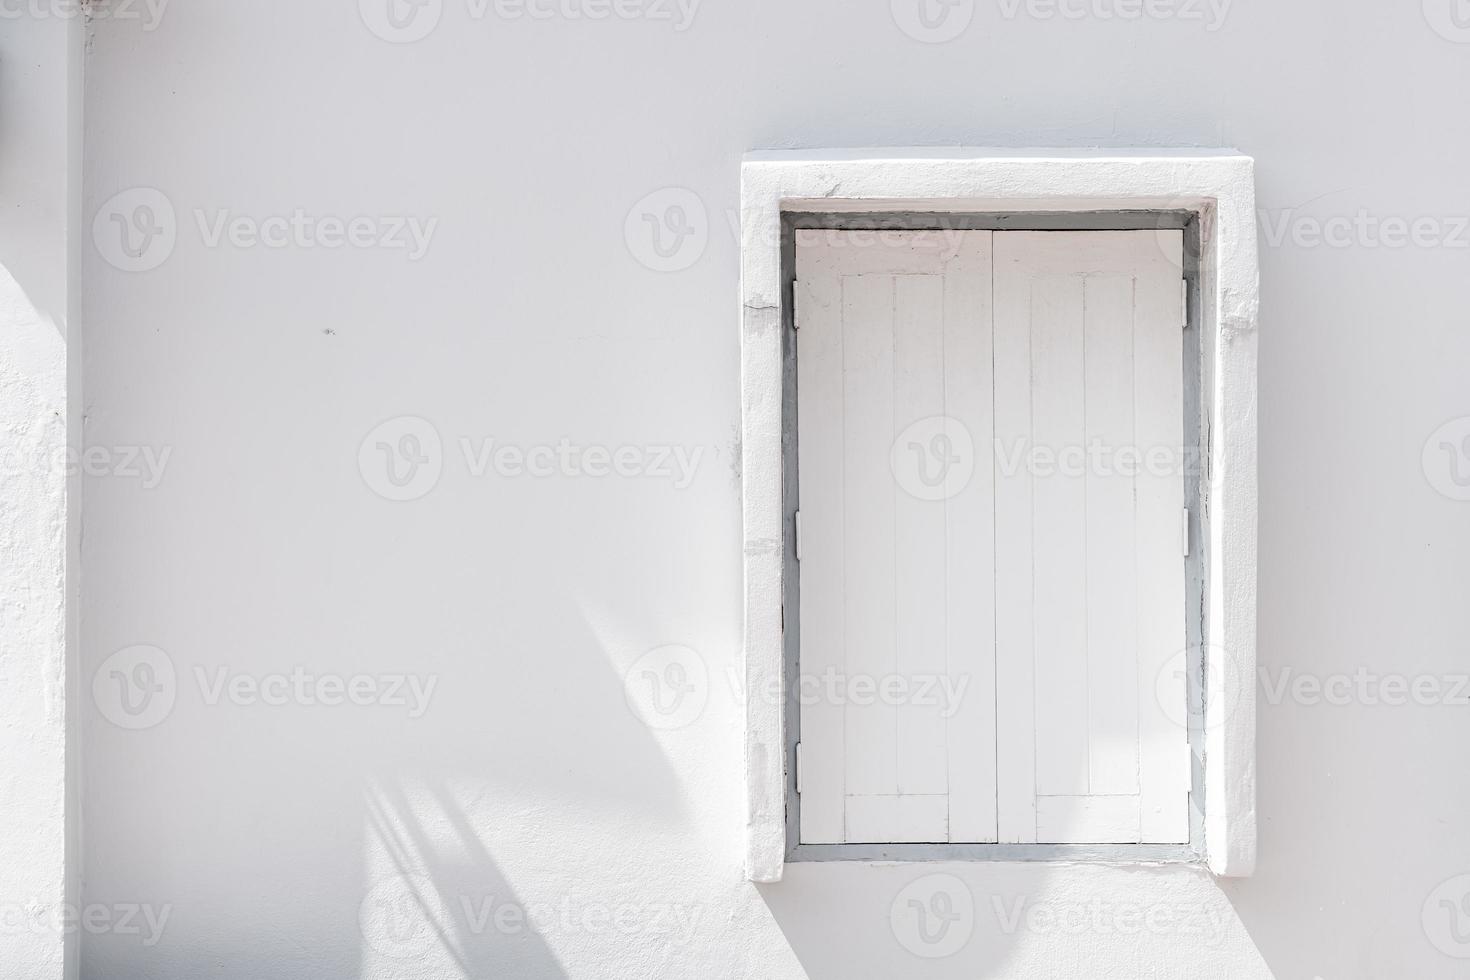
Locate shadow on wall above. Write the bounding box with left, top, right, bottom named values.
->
left=356, top=776, right=568, bottom=977
left=80, top=546, right=694, bottom=979
left=757, top=747, right=1265, bottom=978
left=759, top=861, right=1273, bottom=979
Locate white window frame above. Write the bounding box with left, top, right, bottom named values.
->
left=739, top=149, right=1258, bottom=882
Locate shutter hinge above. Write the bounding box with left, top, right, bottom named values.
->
left=792, top=281, right=801, bottom=330
left=795, top=742, right=803, bottom=794
left=1182, top=508, right=1191, bottom=557
left=794, top=510, right=802, bottom=561
left=1181, top=279, right=1189, bottom=329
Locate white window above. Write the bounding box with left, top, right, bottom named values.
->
left=739, top=151, right=1259, bottom=881
left=794, top=228, right=1190, bottom=848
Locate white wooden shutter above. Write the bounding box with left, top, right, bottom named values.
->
left=795, top=227, right=1189, bottom=847
left=992, top=231, right=1189, bottom=845
left=796, top=229, right=997, bottom=844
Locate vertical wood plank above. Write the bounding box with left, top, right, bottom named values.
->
left=842, top=274, right=899, bottom=808
left=845, top=794, right=948, bottom=843
left=892, top=274, right=950, bottom=799
left=1030, top=275, right=1090, bottom=799
left=993, top=238, right=1037, bottom=843
left=943, top=232, right=998, bottom=842
left=1135, top=231, right=1190, bottom=843
left=1035, top=795, right=1141, bottom=844
left=795, top=246, right=846, bottom=844
left=1083, top=274, right=1142, bottom=799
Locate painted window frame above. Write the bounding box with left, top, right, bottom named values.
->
left=739, top=149, right=1258, bottom=883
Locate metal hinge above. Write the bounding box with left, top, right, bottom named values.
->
left=792, top=281, right=801, bottom=330
left=1181, top=279, right=1189, bottom=329
left=795, top=742, right=804, bottom=794
left=794, top=510, right=802, bottom=560
left=1182, top=508, right=1191, bottom=557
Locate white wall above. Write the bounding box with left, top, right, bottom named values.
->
left=0, top=9, right=80, bottom=979
left=77, top=1, right=1470, bottom=977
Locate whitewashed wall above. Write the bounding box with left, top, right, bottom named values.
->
left=76, top=1, right=1470, bottom=977
left=0, top=10, right=79, bottom=979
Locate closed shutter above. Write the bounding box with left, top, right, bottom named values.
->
left=795, top=228, right=1189, bottom=847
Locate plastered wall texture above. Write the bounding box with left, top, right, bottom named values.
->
left=1, top=11, right=79, bottom=979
